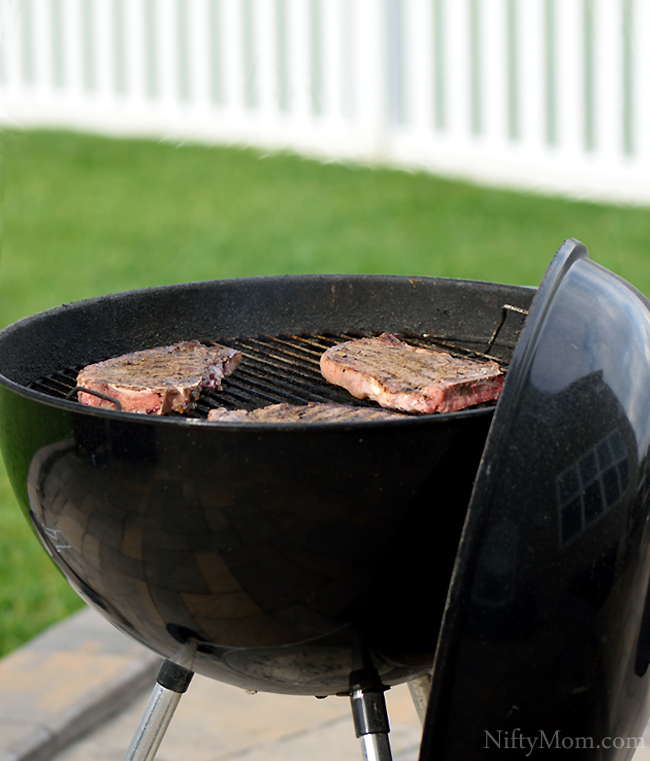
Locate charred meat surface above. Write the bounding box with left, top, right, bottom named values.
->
left=320, top=332, right=503, bottom=414
left=207, top=402, right=408, bottom=423
left=77, top=340, right=242, bottom=414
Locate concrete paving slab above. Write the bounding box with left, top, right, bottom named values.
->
left=0, top=605, right=160, bottom=761
left=49, top=674, right=422, bottom=761
left=5, top=604, right=650, bottom=761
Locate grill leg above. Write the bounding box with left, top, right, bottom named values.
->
left=122, top=661, right=193, bottom=761
left=349, top=670, right=393, bottom=761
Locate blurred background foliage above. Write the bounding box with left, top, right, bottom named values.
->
left=0, top=128, right=649, bottom=655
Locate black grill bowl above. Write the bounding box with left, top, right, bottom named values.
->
left=0, top=274, right=533, bottom=696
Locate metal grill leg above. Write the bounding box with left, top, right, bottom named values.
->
left=349, top=670, right=393, bottom=761
left=122, top=661, right=194, bottom=761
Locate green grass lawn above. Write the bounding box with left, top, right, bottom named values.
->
left=0, top=128, right=649, bottom=656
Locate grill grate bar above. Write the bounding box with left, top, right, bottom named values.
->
left=204, top=335, right=369, bottom=410
left=30, top=367, right=83, bottom=398
left=229, top=338, right=324, bottom=372
left=232, top=350, right=323, bottom=385
left=227, top=367, right=344, bottom=402
left=253, top=334, right=326, bottom=358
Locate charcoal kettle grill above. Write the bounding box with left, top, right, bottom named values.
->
left=0, top=239, right=650, bottom=760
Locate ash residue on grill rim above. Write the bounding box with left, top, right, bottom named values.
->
left=27, top=331, right=510, bottom=418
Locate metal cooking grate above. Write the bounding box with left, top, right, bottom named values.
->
left=28, top=331, right=508, bottom=417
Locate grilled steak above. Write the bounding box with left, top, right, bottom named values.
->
left=77, top=340, right=241, bottom=414
left=320, top=332, right=503, bottom=414
left=207, top=402, right=407, bottom=423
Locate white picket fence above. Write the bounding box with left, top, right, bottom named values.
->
left=1, top=0, right=649, bottom=204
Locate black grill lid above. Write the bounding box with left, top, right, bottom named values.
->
left=421, top=239, right=650, bottom=760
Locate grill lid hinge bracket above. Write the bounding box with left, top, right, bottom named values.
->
left=486, top=304, right=529, bottom=354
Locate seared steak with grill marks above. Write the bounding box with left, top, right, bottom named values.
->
left=77, top=341, right=241, bottom=414
left=320, top=332, right=503, bottom=414
left=207, top=402, right=407, bottom=423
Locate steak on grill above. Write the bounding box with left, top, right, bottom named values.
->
left=320, top=332, right=503, bottom=414
left=77, top=340, right=241, bottom=414
left=207, top=402, right=407, bottom=423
